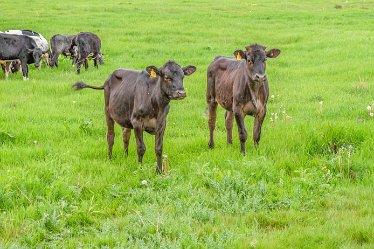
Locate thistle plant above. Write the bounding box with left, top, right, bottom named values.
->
left=281, top=106, right=292, bottom=121
left=270, top=112, right=278, bottom=125
left=270, top=105, right=292, bottom=125
left=333, top=144, right=355, bottom=179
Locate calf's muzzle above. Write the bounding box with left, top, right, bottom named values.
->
left=253, top=73, right=265, bottom=82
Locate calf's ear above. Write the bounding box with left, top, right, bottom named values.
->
left=234, top=50, right=246, bottom=60
left=182, top=65, right=196, bottom=76
left=146, top=66, right=160, bottom=78
left=266, top=49, right=281, bottom=58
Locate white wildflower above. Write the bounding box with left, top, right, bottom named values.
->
left=367, top=105, right=372, bottom=111
left=370, top=112, right=374, bottom=117
left=141, top=180, right=148, bottom=185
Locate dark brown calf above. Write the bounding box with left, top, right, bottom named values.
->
left=73, top=61, right=196, bottom=173
left=206, top=44, right=280, bottom=154
left=50, top=34, right=76, bottom=67
left=70, top=32, right=103, bottom=74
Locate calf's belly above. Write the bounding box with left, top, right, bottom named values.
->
left=110, top=111, right=133, bottom=129
left=216, top=97, right=233, bottom=111
left=142, top=118, right=157, bottom=134
left=243, top=101, right=259, bottom=116
left=109, top=111, right=157, bottom=134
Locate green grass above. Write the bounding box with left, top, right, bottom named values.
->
left=1, top=0, right=374, bottom=247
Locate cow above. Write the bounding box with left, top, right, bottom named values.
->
left=69, top=32, right=104, bottom=74
left=5, top=30, right=51, bottom=66
left=0, top=60, right=21, bottom=78
left=206, top=44, right=280, bottom=154
left=0, top=33, right=43, bottom=80
left=49, top=34, right=76, bottom=67
left=72, top=61, right=196, bottom=173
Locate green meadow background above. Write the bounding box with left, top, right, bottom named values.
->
left=1, top=0, right=373, bottom=248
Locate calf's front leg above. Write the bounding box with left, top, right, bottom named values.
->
left=253, top=106, right=266, bottom=147
left=233, top=104, right=247, bottom=155
left=133, top=125, right=146, bottom=165
left=20, top=61, right=28, bottom=80
left=155, top=118, right=167, bottom=174
left=122, top=128, right=131, bottom=156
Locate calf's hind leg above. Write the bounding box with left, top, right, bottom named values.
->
left=225, top=111, right=234, bottom=144
left=207, top=75, right=217, bottom=149
left=133, top=121, right=146, bottom=165
left=208, top=101, right=217, bottom=148
left=105, top=108, right=115, bottom=159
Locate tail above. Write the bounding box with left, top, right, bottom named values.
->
left=72, top=81, right=104, bottom=90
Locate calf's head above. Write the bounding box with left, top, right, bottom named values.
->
left=234, top=44, right=280, bottom=82
left=97, top=53, right=104, bottom=65
left=146, top=61, right=196, bottom=100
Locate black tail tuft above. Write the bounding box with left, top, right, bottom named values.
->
left=72, top=81, right=104, bottom=90
left=72, top=81, right=87, bottom=90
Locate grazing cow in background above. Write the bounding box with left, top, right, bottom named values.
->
left=0, top=33, right=43, bottom=80
left=206, top=44, right=280, bottom=154
left=72, top=61, right=196, bottom=173
left=5, top=30, right=51, bottom=66
left=70, top=32, right=103, bottom=74
left=0, top=60, right=21, bottom=78
left=50, top=34, right=76, bottom=67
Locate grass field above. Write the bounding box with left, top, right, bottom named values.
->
left=1, top=0, right=374, bottom=248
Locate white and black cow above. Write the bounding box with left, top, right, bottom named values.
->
left=5, top=30, right=50, bottom=66
left=0, top=33, right=43, bottom=80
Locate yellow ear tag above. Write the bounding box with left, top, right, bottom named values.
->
left=236, top=53, right=242, bottom=60
left=150, top=68, right=157, bottom=78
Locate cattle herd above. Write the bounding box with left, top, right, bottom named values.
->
left=0, top=30, right=103, bottom=79
left=0, top=29, right=281, bottom=173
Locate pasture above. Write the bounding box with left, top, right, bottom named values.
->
left=1, top=0, right=374, bottom=247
